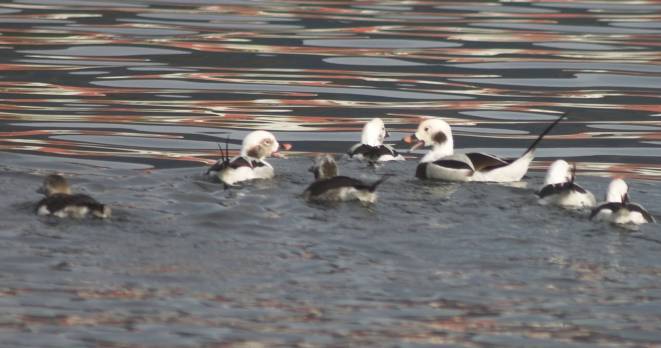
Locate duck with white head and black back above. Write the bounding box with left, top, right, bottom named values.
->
left=207, top=130, right=292, bottom=186
left=403, top=114, right=564, bottom=182
left=536, top=160, right=596, bottom=209
left=590, top=178, right=654, bottom=225
left=347, top=118, right=404, bottom=162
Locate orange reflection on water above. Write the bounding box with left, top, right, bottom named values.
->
left=0, top=0, right=658, bottom=179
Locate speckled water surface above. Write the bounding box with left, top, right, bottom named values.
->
left=1, top=0, right=661, bottom=346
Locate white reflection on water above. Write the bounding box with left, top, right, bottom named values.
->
left=19, top=45, right=190, bottom=56
left=447, top=62, right=661, bottom=74
left=303, top=39, right=462, bottom=48
left=451, top=74, right=661, bottom=89
left=92, top=79, right=473, bottom=100
left=471, top=22, right=661, bottom=34
left=324, top=57, right=427, bottom=66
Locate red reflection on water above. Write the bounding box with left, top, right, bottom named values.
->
left=0, top=0, right=658, bottom=179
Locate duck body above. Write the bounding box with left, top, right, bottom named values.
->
left=36, top=193, right=111, bottom=219
left=304, top=154, right=385, bottom=203
left=405, top=115, right=563, bottom=182
left=303, top=175, right=381, bottom=203
left=415, top=152, right=530, bottom=182
left=536, top=160, right=596, bottom=208
left=537, top=182, right=596, bottom=208
left=347, top=118, right=404, bottom=162
left=36, top=174, right=111, bottom=219
left=347, top=143, right=403, bottom=162
left=208, top=130, right=290, bottom=186
left=590, top=179, right=654, bottom=225
left=215, top=156, right=274, bottom=186
left=591, top=202, right=654, bottom=225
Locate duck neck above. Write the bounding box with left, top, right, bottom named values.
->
left=606, top=190, right=623, bottom=203
left=544, top=170, right=569, bottom=186
left=421, top=141, right=453, bottom=163
left=361, top=134, right=381, bottom=147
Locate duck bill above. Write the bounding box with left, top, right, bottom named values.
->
left=403, top=134, right=425, bottom=151
left=272, top=143, right=292, bottom=158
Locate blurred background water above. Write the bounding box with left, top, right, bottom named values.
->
left=0, top=0, right=660, bottom=347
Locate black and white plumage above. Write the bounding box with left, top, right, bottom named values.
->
left=36, top=174, right=111, bottom=219
left=303, top=155, right=387, bottom=203
left=347, top=118, right=404, bottom=162
left=207, top=130, right=291, bottom=186
left=37, top=193, right=111, bottom=219
left=590, top=179, right=654, bottom=225
left=536, top=160, right=596, bottom=208
left=404, top=114, right=563, bottom=182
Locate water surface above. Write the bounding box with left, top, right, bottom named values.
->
left=1, top=0, right=660, bottom=346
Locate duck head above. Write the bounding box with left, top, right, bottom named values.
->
left=544, top=160, right=574, bottom=185
left=38, top=174, right=71, bottom=196
left=361, top=118, right=388, bottom=146
left=241, top=130, right=291, bottom=160
left=606, top=178, right=629, bottom=203
left=403, top=118, right=454, bottom=156
left=309, top=154, right=338, bottom=180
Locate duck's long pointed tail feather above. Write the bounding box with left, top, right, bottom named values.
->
left=523, top=113, right=565, bottom=156
left=368, top=174, right=393, bottom=192
left=491, top=113, right=565, bottom=182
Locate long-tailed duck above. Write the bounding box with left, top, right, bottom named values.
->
left=403, top=115, right=563, bottom=182
left=590, top=178, right=654, bottom=225
left=536, top=160, right=596, bottom=208
left=208, top=130, right=291, bottom=186
left=303, top=154, right=387, bottom=203
left=347, top=118, right=404, bottom=162
left=36, top=174, right=111, bottom=219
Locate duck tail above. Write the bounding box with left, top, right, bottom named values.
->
left=91, top=204, right=111, bottom=219
left=523, top=113, right=565, bottom=156
left=206, top=137, right=233, bottom=175
left=368, top=175, right=392, bottom=192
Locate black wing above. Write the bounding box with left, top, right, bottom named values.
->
left=36, top=193, right=102, bottom=213
left=570, top=182, right=588, bottom=194
left=348, top=144, right=396, bottom=160
left=537, top=183, right=566, bottom=198
left=207, top=160, right=229, bottom=174
left=626, top=203, right=656, bottom=223
left=250, top=160, right=266, bottom=168
left=210, top=156, right=265, bottom=172
left=230, top=157, right=253, bottom=169
left=380, top=145, right=399, bottom=157
left=431, top=159, right=473, bottom=171
left=536, top=182, right=587, bottom=198
left=589, top=202, right=622, bottom=220
left=305, top=176, right=372, bottom=197
left=465, top=153, right=511, bottom=172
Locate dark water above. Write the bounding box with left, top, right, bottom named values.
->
left=1, top=0, right=661, bottom=346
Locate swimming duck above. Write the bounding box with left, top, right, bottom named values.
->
left=590, top=178, right=654, bottom=225
left=403, top=114, right=563, bottom=182
left=347, top=118, right=404, bottom=162
left=36, top=174, right=111, bottom=219
left=303, top=154, right=387, bottom=203
left=208, top=130, right=291, bottom=186
left=536, top=160, right=596, bottom=208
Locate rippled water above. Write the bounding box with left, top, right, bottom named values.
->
left=1, top=0, right=661, bottom=346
